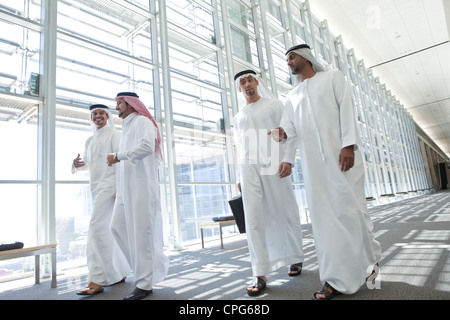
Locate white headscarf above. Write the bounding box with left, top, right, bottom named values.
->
left=233, top=70, right=278, bottom=167
left=87, top=104, right=117, bottom=161
left=234, top=70, right=275, bottom=110
left=89, top=104, right=115, bottom=134
left=285, top=44, right=326, bottom=72
left=285, top=45, right=327, bottom=160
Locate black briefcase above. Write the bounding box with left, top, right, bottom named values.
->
left=228, top=194, right=246, bottom=233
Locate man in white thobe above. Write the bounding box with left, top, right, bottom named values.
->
left=72, top=104, right=130, bottom=295
left=107, top=92, right=169, bottom=300
left=233, top=70, right=304, bottom=297
left=271, top=44, right=381, bottom=300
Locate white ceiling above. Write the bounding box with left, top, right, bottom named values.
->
left=308, top=0, right=450, bottom=159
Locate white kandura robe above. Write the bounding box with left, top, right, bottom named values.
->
left=234, top=97, right=304, bottom=277
left=110, top=113, right=169, bottom=291
left=72, top=125, right=130, bottom=286
left=281, top=70, right=382, bottom=294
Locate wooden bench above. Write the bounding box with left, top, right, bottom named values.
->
left=199, top=220, right=236, bottom=249
left=0, top=244, right=57, bottom=288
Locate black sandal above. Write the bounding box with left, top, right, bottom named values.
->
left=288, top=262, right=303, bottom=276
left=312, top=282, right=341, bottom=300
left=247, top=277, right=267, bottom=296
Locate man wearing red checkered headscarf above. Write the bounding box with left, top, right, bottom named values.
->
left=107, top=92, right=168, bottom=300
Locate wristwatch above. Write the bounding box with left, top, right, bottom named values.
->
left=114, top=153, right=120, bottom=162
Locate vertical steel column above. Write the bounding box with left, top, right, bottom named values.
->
left=335, top=36, right=349, bottom=76
left=37, top=0, right=57, bottom=247
left=405, top=115, right=418, bottom=190
left=258, top=0, right=278, bottom=96
left=373, top=80, right=396, bottom=194
left=386, top=91, right=404, bottom=192
left=348, top=51, right=377, bottom=197
left=36, top=0, right=57, bottom=279
left=211, top=0, right=236, bottom=185
left=371, top=78, right=390, bottom=194
left=285, top=0, right=298, bottom=47
left=219, top=0, right=238, bottom=116
left=409, top=115, right=425, bottom=189
left=150, top=1, right=161, bottom=122
left=359, top=62, right=383, bottom=198
left=252, top=0, right=268, bottom=82
left=278, top=1, right=291, bottom=50
left=395, top=104, right=412, bottom=191
left=381, top=87, right=398, bottom=194
left=149, top=0, right=171, bottom=247
left=398, top=109, right=414, bottom=191
left=158, top=0, right=183, bottom=250
left=321, top=19, right=337, bottom=69
left=303, top=0, right=318, bottom=54
left=403, top=107, right=416, bottom=190
left=366, top=71, right=387, bottom=198
left=211, top=0, right=230, bottom=128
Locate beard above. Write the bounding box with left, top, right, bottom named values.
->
left=118, top=105, right=128, bottom=118
left=290, top=65, right=301, bottom=75
left=245, top=88, right=256, bottom=97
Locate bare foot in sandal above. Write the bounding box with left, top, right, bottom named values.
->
left=312, top=282, right=341, bottom=300
left=77, top=281, right=104, bottom=295
left=247, top=276, right=267, bottom=296
left=288, top=262, right=303, bottom=276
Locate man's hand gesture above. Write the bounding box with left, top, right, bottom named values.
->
left=73, top=154, right=85, bottom=168
left=268, top=127, right=287, bottom=142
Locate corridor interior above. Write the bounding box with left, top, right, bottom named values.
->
left=0, top=191, right=449, bottom=300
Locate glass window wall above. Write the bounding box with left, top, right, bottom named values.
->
left=0, top=0, right=42, bottom=282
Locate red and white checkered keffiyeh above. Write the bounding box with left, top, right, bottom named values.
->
left=115, top=94, right=163, bottom=163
